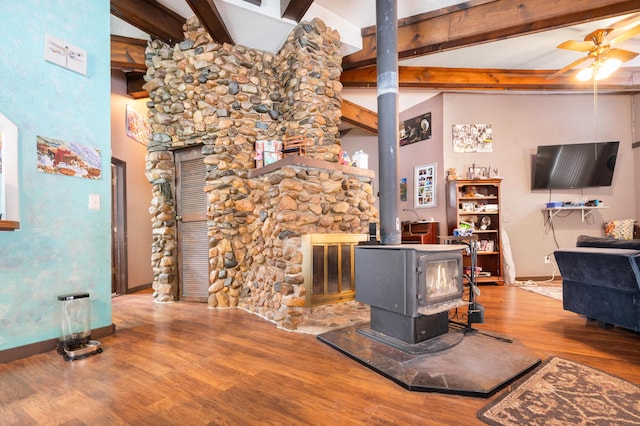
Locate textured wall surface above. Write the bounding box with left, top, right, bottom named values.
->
left=144, top=18, right=377, bottom=329
left=0, top=1, right=112, bottom=351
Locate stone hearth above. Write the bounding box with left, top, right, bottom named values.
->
left=143, top=17, right=378, bottom=330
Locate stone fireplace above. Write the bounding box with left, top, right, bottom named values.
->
left=143, top=17, right=378, bottom=330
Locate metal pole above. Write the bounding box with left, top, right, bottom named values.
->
left=376, top=0, right=401, bottom=245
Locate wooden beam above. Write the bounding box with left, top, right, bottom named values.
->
left=126, top=72, right=149, bottom=99
left=341, top=66, right=640, bottom=92
left=110, top=0, right=185, bottom=44
left=343, top=0, right=640, bottom=70
left=185, top=0, right=234, bottom=45
left=111, top=35, right=147, bottom=72
left=281, top=0, right=314, bottom=22
left=341, top=99, right=378, bottom=135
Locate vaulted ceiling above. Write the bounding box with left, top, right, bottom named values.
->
left=110, top=0, right=640, bottom=134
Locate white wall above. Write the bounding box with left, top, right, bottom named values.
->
left=633, top=93, right=640, bottom=218
left=396, top=95, right=446, bottom=236
left=110, top=71, right=154, bottom=292
left=342, top=94, right=447, bottom=227
left=342, top=90, right=636, bottom=278
left=443, top=92, right=634, bottom=277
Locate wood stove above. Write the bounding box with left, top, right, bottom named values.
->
left=355, top=244, right=466, bottom=344
left=320, top=242, right=541, bottom=396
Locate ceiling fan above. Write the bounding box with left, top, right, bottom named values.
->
left=549, top=17, right=640, bottom=81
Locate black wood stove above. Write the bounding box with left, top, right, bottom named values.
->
left=354, top=244, right=466, bottom=344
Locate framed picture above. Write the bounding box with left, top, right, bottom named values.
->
left=125, top=105, right=150, bottom=146
left=400, top=177, right=407, bottom=201
left=467, top=166, right=487, bottom=179
left=414, top=163, right=436, bottom=208
left=400, top=112, right=431, bottom=146
left=452, top=124, right=493, bottom=153
left=461, top=202, right=475, bottom=212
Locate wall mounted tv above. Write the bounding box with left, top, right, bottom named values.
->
left=531, top=141, right=619, bottom=190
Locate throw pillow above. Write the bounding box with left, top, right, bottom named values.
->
left=604, top=219, right=635, bottom=240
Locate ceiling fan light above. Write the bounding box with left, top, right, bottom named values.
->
left=595, top=58, right=622, bottom=80
left=576, top=67, right=593, bottom=81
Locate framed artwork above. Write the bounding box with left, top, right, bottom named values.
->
left=400, top=112, right=431, bottom=146
left=36, top=136, right=102, bottom=179
left=452, top=124, right=493, bottom=152
left=414, top=163, right=436, bottom=208
left=400, top=178, right=407, bottom=201
left=467, top=165, right=488, bottom=179
left=126, top=105, right=151, bottom=145
left=44, top=34, right=87, bottom=75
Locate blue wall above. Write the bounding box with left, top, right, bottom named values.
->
left=0, top=1, right=112, bottom=351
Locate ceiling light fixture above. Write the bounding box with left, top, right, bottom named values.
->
left=576, top=58, right=622, bottom=81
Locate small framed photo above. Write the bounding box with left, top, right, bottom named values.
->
left=461, top=202, right=475, bottom=212
left=467, top=166, right=488, bottom=179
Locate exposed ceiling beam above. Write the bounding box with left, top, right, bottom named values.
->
left=185, top=0, right=234, bottom=44
left=110, top=0, right=640, bottom=96
left=125, top=73, right=149, bottom=99
left=111, top=36, right=640, bottom=96
left=110, top=0, right=185, bottom=44
left=341, top=99, right=378, bottom=134
left=343, top=0, right=640, bottom=70
left=341, top=66, right=640, bottom=92
left=111, top=35, right=147, bottom=72
left=281, top=0, right=314, bottom=21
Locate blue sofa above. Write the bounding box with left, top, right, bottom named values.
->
left=554, top=235, right=640, bottom=332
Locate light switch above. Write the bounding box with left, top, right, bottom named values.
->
left=89, top=194, right=100, bottom=210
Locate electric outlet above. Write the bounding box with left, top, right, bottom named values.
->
left=544, top=255, right=551, bottom=264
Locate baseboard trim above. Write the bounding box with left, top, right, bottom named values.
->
left=0, top=323, right=116, bottom=364
left=514, top=276, right=562, bottom=283
left=126, top=283, right=152, bottom=294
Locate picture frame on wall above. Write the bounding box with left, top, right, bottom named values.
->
left=400, top=112, right=431, bottom=146
left=414, top=163, right=436, bottom=208
left=400, top=177, right=407, bottom=201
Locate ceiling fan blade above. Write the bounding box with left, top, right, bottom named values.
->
left=557, top=39, right=594, bottom=52
left=609, top=23, right=640, bottom=45
left=607, top=48, right=639, bottom=63
left=610, top=12, right=640, bottom=30
left=547, top=56, right=590, bottom=79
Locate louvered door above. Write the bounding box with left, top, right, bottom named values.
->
left=176, top=148, right=209, bottom=302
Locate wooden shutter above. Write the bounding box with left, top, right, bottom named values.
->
left=176, top=149, right=209, bottom=301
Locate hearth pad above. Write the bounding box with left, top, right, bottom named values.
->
left=317, top=323, right=540, bottom=397
left=356, top=327, right=465, bottom=355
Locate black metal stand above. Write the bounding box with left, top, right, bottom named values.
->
left=463, top=239, right=485, bottom=326
left=438, top=235, right=484, bottom=326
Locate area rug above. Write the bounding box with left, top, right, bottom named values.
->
left=519, top=285, right=562, bottom=301
left=477, top=356, right=640, bottom=425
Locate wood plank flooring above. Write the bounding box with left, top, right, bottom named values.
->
left=1, top=285, right=639, bottom=425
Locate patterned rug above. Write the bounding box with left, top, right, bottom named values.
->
left=478, top=357, right=640, bottom=425
left=519, top=285, right=562, bottom=301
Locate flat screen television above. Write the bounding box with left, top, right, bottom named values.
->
left=531, top=141, right=619, bottom=190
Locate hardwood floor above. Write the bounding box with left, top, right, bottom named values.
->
left=1, top=285, right=639, bottom=425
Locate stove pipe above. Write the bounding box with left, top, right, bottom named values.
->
left=376, top=0, right=401, bottom=245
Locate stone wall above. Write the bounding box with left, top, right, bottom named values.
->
left=143, top=17, right=378, bottom=329
left=239, top=158, right=376, bottom=329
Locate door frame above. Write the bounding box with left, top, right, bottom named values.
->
left=111, top=157, right=128, bottom=296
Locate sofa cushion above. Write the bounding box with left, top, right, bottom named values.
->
left=576, top=235, right=640, bottom=250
